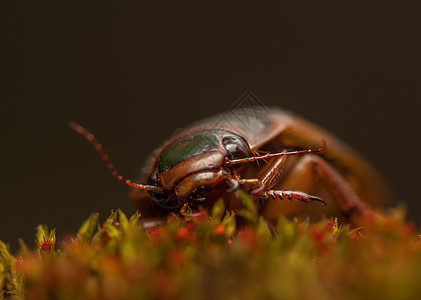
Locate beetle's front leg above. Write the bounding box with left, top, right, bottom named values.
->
left=261, top=154, right=373, bottom=223
left=258, top=190, right=325, bottom=204
left=237, top=177, right=325, bottom=206
left=238, top=154, right=325, bottom=205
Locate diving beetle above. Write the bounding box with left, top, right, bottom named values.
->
left=69, top=108, right=389, bottom=225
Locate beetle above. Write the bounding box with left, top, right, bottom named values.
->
left=69, top=107, right=389, bottom=226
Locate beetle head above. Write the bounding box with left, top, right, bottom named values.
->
left=148, top=151, right=228, bottom=209
left=147, top=130, right=250, bottom=209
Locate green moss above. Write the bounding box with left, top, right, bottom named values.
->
left=1, top=199, right=421, bottom=300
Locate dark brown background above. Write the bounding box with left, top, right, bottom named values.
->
left=4, top=0, right=421, bottom=251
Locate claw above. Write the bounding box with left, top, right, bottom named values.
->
left=309, top=195, right=327, bottom=206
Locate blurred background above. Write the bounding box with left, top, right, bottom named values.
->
left=4, top=0, right=421, bottom=252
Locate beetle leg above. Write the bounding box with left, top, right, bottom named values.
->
left=259, top=190, right=326, bottom=205
left=259, top=155, right=287, bottom=189
left=238, top=155, right=327, bottom=205
left=236, top=155, right=286, bottom=196
left=300, top=154, right=368, bottom=216
left=237, top=174, right=325, bottom=209
left=238, top=178, right=265, bottom=194
left=261, top=154, right=372, bottom=222
left=226, top=178, right=240, bottom=192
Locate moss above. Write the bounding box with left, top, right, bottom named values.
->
left=1, top=198, right=421, bottom=300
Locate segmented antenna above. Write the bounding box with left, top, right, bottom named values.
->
left=68, top=121, right=163, bottom=191
left=226, top=140, right=326, bottom=165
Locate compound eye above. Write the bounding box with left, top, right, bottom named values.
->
left=222, top=136, right=249, bottom=160
left=147, top=167, right=173, bottom=206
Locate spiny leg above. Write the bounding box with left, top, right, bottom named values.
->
left=227, top=145, right=329, bottom=208
left=261, top=154, right=372, bottom=222
left=248, top=154, right=324, bottom=204
left=259, top=190, right=326, bottom=205
left=236, top=154, right=326, bottom=206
